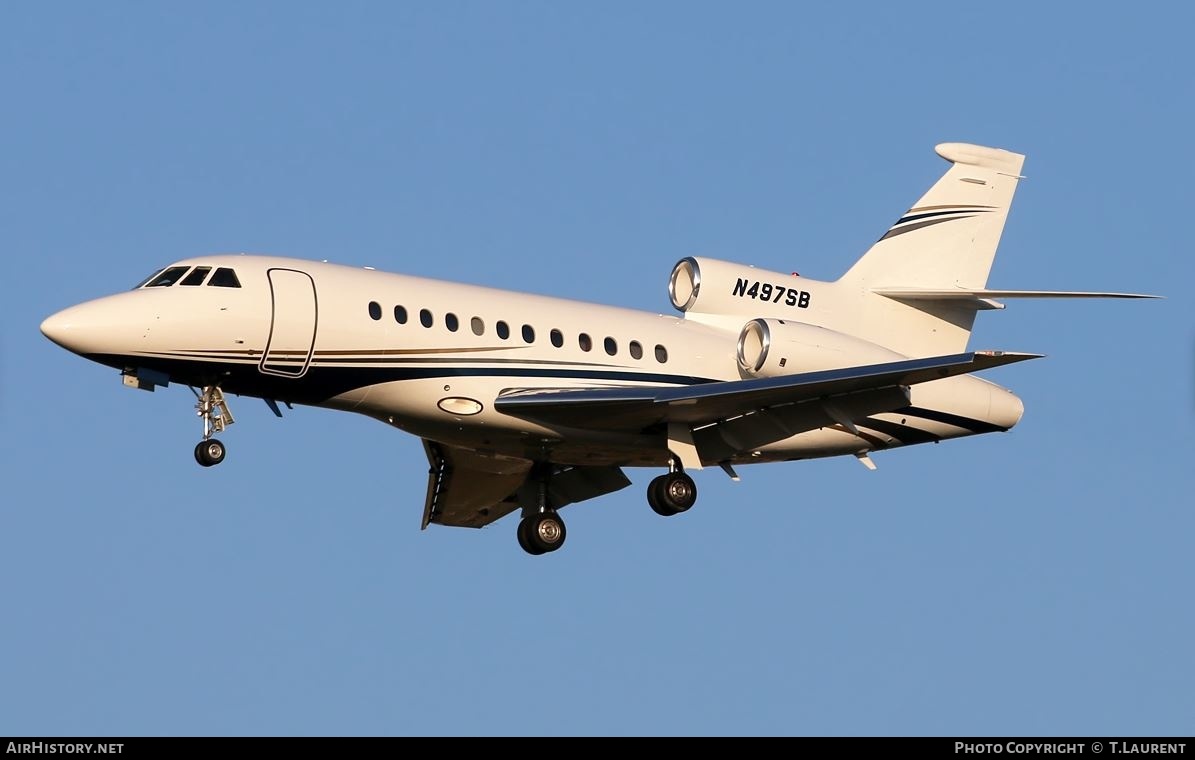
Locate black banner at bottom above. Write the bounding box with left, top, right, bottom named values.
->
left=1, top=738, right=1192, bottom=753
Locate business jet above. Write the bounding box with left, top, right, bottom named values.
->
left=41, top=143, right=1156, bottom=555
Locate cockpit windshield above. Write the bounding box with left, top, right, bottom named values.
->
left=132, top=268, right=166, bottom=289
left=135, top=265, right=242, bottom=289
left=180, top=266, right=212, bottom=286
left=144, top=266, right=191, bottom=288
left=208, top=267, right=241, bottom=288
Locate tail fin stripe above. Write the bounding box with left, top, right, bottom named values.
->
left=879, top=214, right=977, bottom=241
left=910, top=204, right=998, bottom=212
left=896, top=207, right=996, bottom=226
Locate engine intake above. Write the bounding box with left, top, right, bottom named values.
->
left=668, top=257, right=701, bottom=312
left=736, top=318, right=905, bottom=378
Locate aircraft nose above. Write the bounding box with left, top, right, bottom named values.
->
left=989, top=386, right=1025, bottom=430
left=40, top=308, right=78, bottom=349
left=41, top=301, right=116, bottom=356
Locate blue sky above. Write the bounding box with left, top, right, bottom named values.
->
left=2, top=2, right=1192, bottom=736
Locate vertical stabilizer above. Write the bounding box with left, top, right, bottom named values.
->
left=841, top=143, right=1025, bottom=289
left=837, top=143, right=1026, bottom=356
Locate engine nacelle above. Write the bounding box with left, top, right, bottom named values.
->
left=669, top=256, right=814, bottom=315
left=736, top=318, right=905, bottom=378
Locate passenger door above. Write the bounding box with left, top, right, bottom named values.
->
left=259, top=268, right=317, bottom=378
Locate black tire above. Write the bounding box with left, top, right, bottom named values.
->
left=659, top=472, right=697, bottom=514
left=517, top=519, right=545, bottom=556
left=648, top=475, right=678, bottom=517
left=524, top=512, right=566, bottom=554
left=195, top=439, right=226, bottom=467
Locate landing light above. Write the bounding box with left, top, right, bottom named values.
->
left=438, top=397, right=483, bottom=416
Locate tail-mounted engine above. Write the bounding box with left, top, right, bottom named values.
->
left=669, top=256, right=813, bottom=316
left=736, top=318, right=905, bottom=378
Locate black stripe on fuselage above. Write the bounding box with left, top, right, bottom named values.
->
left=133, top=350, right=643, bottom=370
left=128, top=349, right=716, bottom=383
left=857, top=406, right=1004, bottom=444
left=897, top=406, right=1007, bottom=434
left=87, top=352, right=718, bottom=404
left=161, top=346, right=519, bottom=357
left=858, top=417, right=941, bottom=445
left=96, top=352, right=1008, bottom=437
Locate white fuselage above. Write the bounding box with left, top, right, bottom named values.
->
left=40, top=141, right=1154, bottom=555
left=40, top=254, right=1023, bottom=468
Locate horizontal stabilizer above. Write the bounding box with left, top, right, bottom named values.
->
left=875, top=288, right=1160, bottom=302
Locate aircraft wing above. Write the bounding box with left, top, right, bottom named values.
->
left=424, top=352, right=1035, bottom=526
left=421, top=441, right=632, bottom=529
left=495, top=351, right=1040, bottom=436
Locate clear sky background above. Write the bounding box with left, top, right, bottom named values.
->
left=2, top=2, right=1191, bottom=737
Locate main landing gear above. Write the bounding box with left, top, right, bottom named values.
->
left=191, top=385, right=235, bottom=468
left=516, top=465, right=567, bottom=556
left=647, top=460, right=698, bottom=517
left=517, top=512, right=567, bottom=556
left=514, top=459, right=700, bottom=555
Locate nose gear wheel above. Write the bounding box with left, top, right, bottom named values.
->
left=190, top=385, right=234, bottom=467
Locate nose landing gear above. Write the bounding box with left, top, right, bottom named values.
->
left=191, top=385, right=234, bottom=467
left=194, top=439, right=226, bottom=467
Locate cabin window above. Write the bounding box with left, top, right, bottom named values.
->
left=655, top=344, right=668, bottom=363
left=394, top=305, right=408, bottom=324
left=629, top=340, right=643, bottom=360
left=578, top=333, right=592, bottom=352
left=496, top=321, right=510, bottom=340
left=208, top=268, right=241, bottom=288
left=522, top=324, right=535, bottom=344
left=550, top=329, right=563, bottom=348
left=471, top=317, right=484, bottom=336
left=604, top=337, right=617, bottom=356
left=420, top=309, right=433, bottom=328
left=445, top=313, right=459, bottom=332
left=145, top=266, right=190, bottom=288
left=180, top=266, right=212, bottom=286
left=368, top=301, right=382, bottom=320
